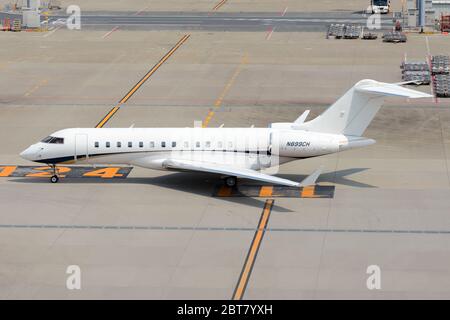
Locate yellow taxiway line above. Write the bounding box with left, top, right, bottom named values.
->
left=233, top=199, right=274, bottom=300
left=202, top=53, right=248, bottom=128
left=95, top=34, right=191, bottom=128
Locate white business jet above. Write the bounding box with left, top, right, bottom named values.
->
left=20, top=80, right=431, bottom=185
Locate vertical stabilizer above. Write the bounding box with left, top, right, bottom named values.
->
left=300, top=79, right=431, bottom=136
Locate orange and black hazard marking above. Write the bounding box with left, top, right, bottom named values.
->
left=213, top=184, right=335, bottom=198
left=0, top=165, right=132, bottom=179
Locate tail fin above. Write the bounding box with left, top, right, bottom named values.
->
left=301, top=79, right=432, bottom=136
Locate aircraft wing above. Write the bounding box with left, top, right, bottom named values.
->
left=162, top=158, right=322, bottom=187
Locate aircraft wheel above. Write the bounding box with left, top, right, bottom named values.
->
left=50, top=175, right=59, bottom=183
left=225, top=176, right=237, bottom=187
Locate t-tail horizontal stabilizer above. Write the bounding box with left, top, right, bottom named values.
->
left=355, top=80, right=433, bottom=98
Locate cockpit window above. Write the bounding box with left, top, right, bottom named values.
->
left=41, top=136, right=64, bottom=144
left=51, top=137, right=64, bottom=144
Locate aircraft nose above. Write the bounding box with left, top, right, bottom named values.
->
left=20, top=146, right=36, bottom=161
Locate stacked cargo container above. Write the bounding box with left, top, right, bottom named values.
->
left=431, top=55, right=450, bottom=98
left=401, top=61, right=431, bottom=84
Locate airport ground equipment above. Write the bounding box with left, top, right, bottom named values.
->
left=434, top=74, right=450, bottom=98
left=382, top=31, right=407, bottom=43
left=327, top=24, right=345, bottom=38
left=402, top=71, right=431, bottom=84
left=362, top=31, right=378, bottom=40
left=440, top=14, right=450, bottom=33
left=327, top=24, right=362, bottom=39
left=401, top=61, right=431, bottom=85
left=370, top=0, right=391, bottom=14
left=431, top=55, right=449, bottom=75
left=48, top=0, right=62, bottom=9
left=344, top=25, right=362, bottom=39
left=401, top=61, right=429, bottom=72
left=11, top=19, right=21, bottom=32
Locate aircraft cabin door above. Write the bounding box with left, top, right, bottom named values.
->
left=74, top=134, right=88, bottom=162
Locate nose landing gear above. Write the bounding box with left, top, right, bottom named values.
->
left=50, top=164, right=59, bottom=183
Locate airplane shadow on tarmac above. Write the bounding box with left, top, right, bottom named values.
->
left=10, top=168, right=374, bottom=213
left=279, top=167, right=375, bottom=189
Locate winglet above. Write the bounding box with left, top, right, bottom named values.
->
left=298, top=166, right=323, bottom=187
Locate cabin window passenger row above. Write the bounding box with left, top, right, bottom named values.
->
left=90, top=140, right=252, bottom=150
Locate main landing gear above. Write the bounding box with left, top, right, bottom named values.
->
left=224, top=176, right=237, bottom=187
left=50, top=164, right=59, bottom=183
